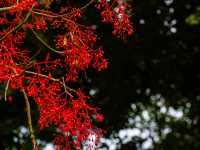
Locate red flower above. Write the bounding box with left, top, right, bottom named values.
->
left=0, top=0, right=133, bottom=149
left=96, top=114, right=104, bottom=122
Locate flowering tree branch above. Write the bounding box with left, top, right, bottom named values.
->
left=0, top=0, right=133, bottom=149
left=0, top=6, right=33, bottom=41
left=24, top=70, right=76, bottom=93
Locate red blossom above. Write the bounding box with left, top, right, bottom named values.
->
left=97, top=0, right=134, bottom=37
left=0, top=0, right=133, bottom=149
left=96, top=114, right=104, bottom=122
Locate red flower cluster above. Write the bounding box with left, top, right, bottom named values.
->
left=96, top=0, right=134, bottom=37
left=14, top=0, right=38, bottom=12
left=0, top=0, right=133, bottom=149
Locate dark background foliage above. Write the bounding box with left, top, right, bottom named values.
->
left=1, top=0, right=200, bottom=149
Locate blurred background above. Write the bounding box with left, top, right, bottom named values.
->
left=1, top=0, right=200, bottom=149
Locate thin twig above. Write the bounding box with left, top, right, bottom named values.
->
left=4, top=78, right=11, bottom=101
left=24, top=70, right=76, bottom=93
left=25, top=70, right=60, bottom=82
left=0, top=5, right=15, bottom=12
left=22, top=88, right=39, bottom=150
left=31, top=10, right=58, bottom=18
left=9, top=64, right=39, bottom=149
left=62, top=77, right=68, bottom=97
left=31, top=29, right=65, bottom=54
left=0, top=63, right=76, bottom=93
left=62, top=77, right=73, bottom=97
left=80, top=0, right=96, bottom=10
left=0, top=6, right=33, bottom=41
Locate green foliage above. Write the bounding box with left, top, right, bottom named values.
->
left=186, top=6, right=200, bottom=25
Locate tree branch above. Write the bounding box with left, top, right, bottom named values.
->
left=80, top=0, right=96, bottom=10
left=22, top=88, right=39, bottom=150
left=31, top=29, right=65, bottom=54
left=4, top=78, right=11, bottom=101
left=24, top=70, right=76, bottom=93
left=0, top=5, right=15, bottom=12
